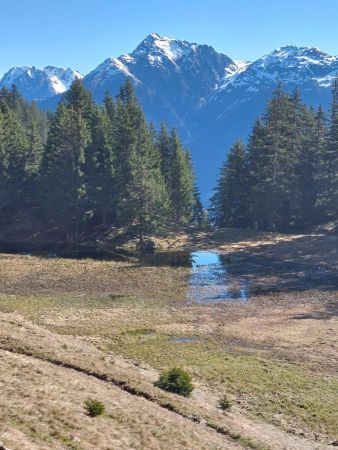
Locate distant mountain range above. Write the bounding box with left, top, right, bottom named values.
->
left=0, top=66, right=83, bottom=101
left=1, top=33, right=337, bottom=199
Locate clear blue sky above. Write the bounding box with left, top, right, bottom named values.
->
left=1, top=0, right=338, bottom=77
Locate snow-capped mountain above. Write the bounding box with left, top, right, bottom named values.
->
left=84, top=37, right=337, bottom=197
left=0, top=66, right=83, bottom=101
left=2, top=35, right=337, bottom=198
left=83, top=33, right=235, bottom=138
left=220, top=46, right=338, bottom=92
left=191, top=46, right=338, bottom=198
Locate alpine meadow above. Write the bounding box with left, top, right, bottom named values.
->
left=0, top=2, right=337, bottom=450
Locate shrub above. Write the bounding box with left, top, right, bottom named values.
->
left=84, top=398, right=105, bottom=417
left=218, top=395, right=232, bottom=411
left=154, top=367, right=194, bottom=397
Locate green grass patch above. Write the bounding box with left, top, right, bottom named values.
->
left=109, top=333, right=338, bottom=438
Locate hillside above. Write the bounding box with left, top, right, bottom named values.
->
left=0, top=229, right=337, bottom=449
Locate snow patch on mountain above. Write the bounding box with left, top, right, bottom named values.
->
left=0, top=66, right=32, bottom=87
left=43, top=66, right=83, bottom=92
left=132, top=33, right=196, bottom=68
left=85, top=57, right=141, bottom=86
left=216, top=46, right=338, bottom=93
left=221, top=60, right=251, bottom=88
left=0, top=65, right=83, bottom=99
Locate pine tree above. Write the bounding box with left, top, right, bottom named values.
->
left=246, top=118, right=273, bottom=228
left=103, top=92, right=116, bottom=124
left=295, top=107, right=326, bottom=226
left=285, top=88, right=309, bottom=223
left=132, top=123, right=169, bottom=238
left=0, top=107, right=8, bottom=212
left=0, top=103, right=28, bottom=211
left=210, top=140, right=248, bottom=228
left=0, top=89, right=49, bottom=215
left=327, top=77, right=338, bottom=218
left=22, top=111, right=44, bottom=205
left=157, top=123, right=172, bottom=192
left=63, top=78, right=96, bottom=126
left=114, top=81, right=144, bottom=225
left=84, top=108, right=116, bottom=226
left=169, top=129, right=194, bottom=223
left=191, top=183, right=206, bottom=226
left=264, top=84, right=297, bottom=229
left=40, top=103, right=90, bottom=241
left=245, top=85, right=298, bottom=230
left=25, top=112, right=44, bottom=176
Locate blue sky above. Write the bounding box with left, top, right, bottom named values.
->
left=1, top=0, right=338, bottom=77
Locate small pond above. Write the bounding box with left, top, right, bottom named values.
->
left=188, top=251, right=249, bottom=303
left=0, top=242, right=249, bottom=303
left=141, top=250, right=250, bottom=303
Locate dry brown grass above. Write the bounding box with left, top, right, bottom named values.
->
left=0, top=313, right=331, bottom=450
left=0, top=349, right=242, bottom=450
left=0, top=229, right=337, bottom=449
left=0, top=252, right=188, bottom=298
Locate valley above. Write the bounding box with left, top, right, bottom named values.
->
left=1, top=3, right=338, bottom=450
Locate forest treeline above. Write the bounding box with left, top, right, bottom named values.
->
left=1, top=78, right=337, bottom=241
left=0, top=80, right=204, bottom=242
left=211, top=79, right=338, bottom=231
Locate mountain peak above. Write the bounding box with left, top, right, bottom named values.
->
left=267, top=45, right=337, bottom=65
left=147, top=32, right=166, bottom=41
left=0, top=65, right=83, bottom=100
left=132, top=33, right=196, bottom=66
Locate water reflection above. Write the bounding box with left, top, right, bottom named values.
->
left=140, top=250, right=249, bottom=302
left=188, top=251, right=249, bottom=303
left=0, top=242, right=249, bottom=303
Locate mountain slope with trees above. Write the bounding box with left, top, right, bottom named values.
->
left=211, top=78, right=338, bottom=232
left=2, top=35, right=337, bottom=198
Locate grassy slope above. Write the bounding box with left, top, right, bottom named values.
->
left=0, top=229, right=337, bottom=449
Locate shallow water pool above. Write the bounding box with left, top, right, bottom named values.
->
left=188, top=251, right=249, bottom=303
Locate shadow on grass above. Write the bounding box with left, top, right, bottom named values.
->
left=219, top=233, right=338, bottom=295
left=290, top=301, right=338, bottom=320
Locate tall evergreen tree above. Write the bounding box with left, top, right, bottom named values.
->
left=191, top=183, right=205, bottom=226
left=114, top=81, right=144, bottom=225
left=327, top=77, right=338, bottom=218
left=84, top=108, right=116, bottom=226
left=169, top=129, right=195, bottom=223
left=157, top=123, right=172, bottom=192
left=246, top=118, right=271, bottom=228
left=40, top=103, right=90, bottom=241
left=103, top=92, right=116, bottom=125
left=264, top=84, right=298, bottom=229
left=210, top=140, right=248, bottom=227
left=295, top=107, right=326, bottom=226
left=245, top=85, right=299, bottom=229
left=132, top=124, right=169, bottom=238
left=0, top=103, right=28, bottom=211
